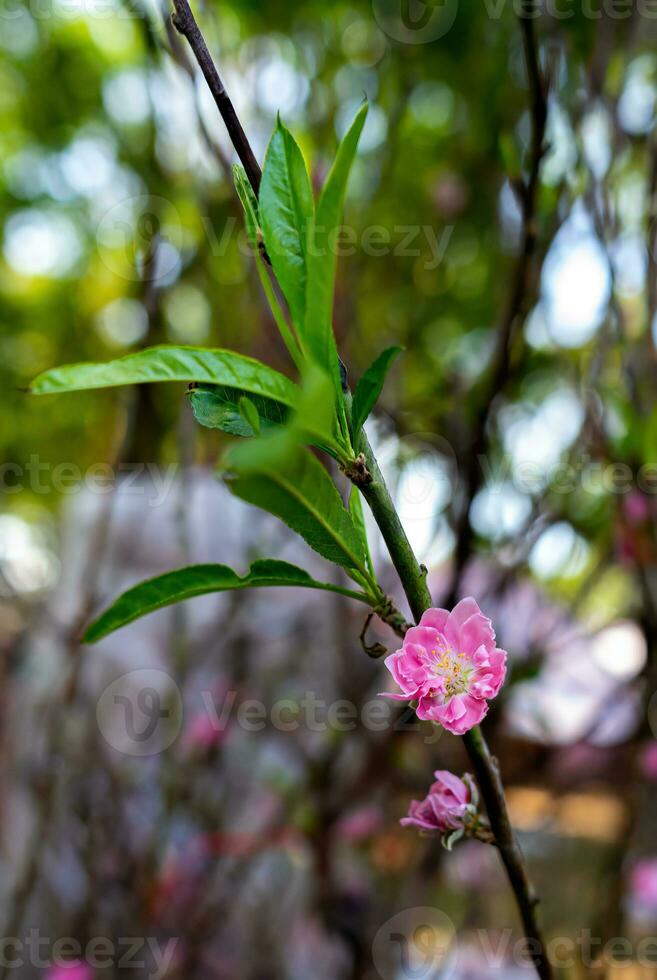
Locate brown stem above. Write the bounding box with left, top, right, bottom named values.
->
left=463, top=727, right=551, bottom=980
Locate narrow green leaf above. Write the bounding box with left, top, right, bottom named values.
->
left=351, top=346, right=403, bottom=439
left=30, top=346, right=299, bottom=408
left=349, top=485, right=375, bottom=578
left=234, top=164, right=305, bottom=372
left=260, top=119, right=314, bottom=334
left=305, top=102, right=368, bottom=399
left=238, top=396, right=261, bottom=434
left=85, top=559, right=371, bottom=642
left=233, top=163, right=260, bottom=246
left=224, top=442, right=368, bottom=577
left=188, top=384, right=287, bottom=437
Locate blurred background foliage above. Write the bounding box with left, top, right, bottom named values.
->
left=4, top=0, right=657, bottom=977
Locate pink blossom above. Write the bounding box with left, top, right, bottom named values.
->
left=641, top=742, right=657, bottom=780
left=46, top=963, right=94, bottom=980
left=401, top=771, right=474, bottom=833
left=630, top=859, right=657, bottom=909
left=382, top=598, right=507, bottom=735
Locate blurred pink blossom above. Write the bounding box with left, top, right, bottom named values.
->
left=630, top=859, right=657, bottom=909
left=640, top=742, right=657, bottom=780
left=46, top=963, right=93, bottom=980
left=623, top=491, right=651, bottom=525
left=382, top=598, right=507, bottom=735
left=183, top=710, right=226, bottom=752
left=335, top=805, right=382, bottom=842
left=401, top=771, right=475, bottom=833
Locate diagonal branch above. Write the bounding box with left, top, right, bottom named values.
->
left=169, top=6, right=552, bottom=976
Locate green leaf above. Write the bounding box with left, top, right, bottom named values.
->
left=189, top=367, right=346, bottom=458
left=234, top=163, right=305, bottom=372
left=351, top=346, right=403, bottom=439
left=84, top=559, right=371, bottom=643
left=238, top=396, right=261, bottom=435
left=305, top=102, right=368, bottom=399
left=188, top=384, right=288, bottom=437
left=349, top=485, right=374, bottom=578
left=224, top=441, right=368, bottom=577
left=30, top=346, right=299, bottom=408
left=260, top=119, right=314, bottom=334
left=233, top=163, right=261, bottom=246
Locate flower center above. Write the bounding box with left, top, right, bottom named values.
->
left=430, top=645, right=471, bottom=699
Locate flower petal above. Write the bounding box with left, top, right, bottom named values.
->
left=419, top=607, right=450, bottom=634
left=448, top=597, right=482, bottom=630
left=458, top=612, right=495, bottom=655
left=434, top=694, right=488, bottom=735
left=403, top=625, right=444, bottom=654
left=432, top=770, right=469, bottom=804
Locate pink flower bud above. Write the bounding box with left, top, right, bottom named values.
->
left=401, top=770, right=476, bottom=833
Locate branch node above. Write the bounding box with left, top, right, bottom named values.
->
left=343, top=453, right=372, bottom=486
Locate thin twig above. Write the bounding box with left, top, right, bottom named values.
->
left=170, top=0, right=262, bottom=193
left=448, top=14, right=549, bottom=606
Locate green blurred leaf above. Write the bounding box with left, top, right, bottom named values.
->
left=292, top=365, right=346, bottom=457
left=224, top=441, right=368, bottom=577
left=351, top=345, right=403, bottom=439
left=188, top=384, right=288, bottom=437
left=85, top=559, right=370, bottom=642
left=30, top=346, right=299, bottom=407
left=260, top=118, right=314, bottom=333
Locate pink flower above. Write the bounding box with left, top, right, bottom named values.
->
left=641, top=742, right=657, bottom=781
left=630, top=859, right=657, bottom=910
left=401, top=770, right=475, bottom=833
left=46, top=963, right=94, bottom=980
left=382, top=598, right=507, bottom=735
